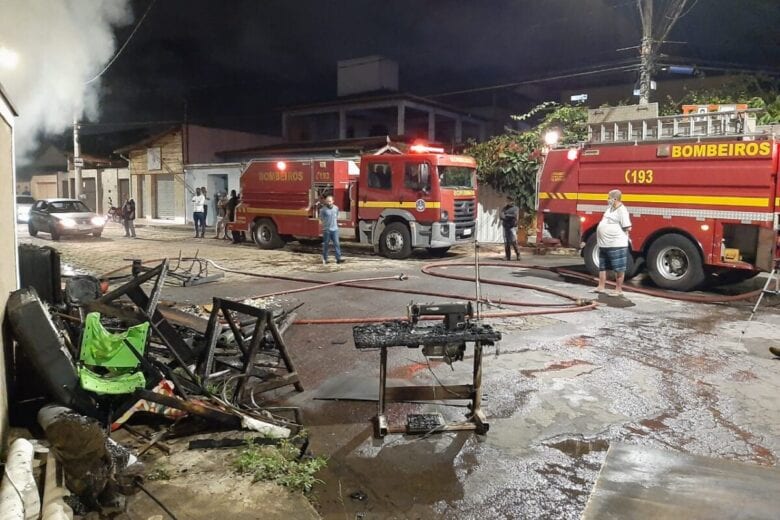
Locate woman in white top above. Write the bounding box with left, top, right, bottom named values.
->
left=594, top=189, right=632, bottom=295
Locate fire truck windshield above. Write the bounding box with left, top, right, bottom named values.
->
left=438, top=166, right=475, bottom=189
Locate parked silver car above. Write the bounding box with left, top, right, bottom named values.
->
left=16, top=195, right=35, bottom=222
left=27, top=198, right=105, bottom=240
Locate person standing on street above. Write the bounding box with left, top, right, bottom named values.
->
left=319, top=195, right=342, bottom=265
left=201, top=186, right=210, bottom=230
left=226, top=189, right=242, bottom=243
left=593, top=189, right=632, bottom=296
left=192, top=187, right=206, bottom=238
left=214, top=192, right=228, bottom=239
left=499, top=196, right=521, bottom=261
left=121, top=197, right=136, bottom=238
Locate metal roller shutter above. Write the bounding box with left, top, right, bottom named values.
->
left=155, top=175, right=175, bottom=219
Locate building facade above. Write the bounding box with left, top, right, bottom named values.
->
left=283, top=93, right=487, bottom=146
left=116, top=124, right=280, bottom=224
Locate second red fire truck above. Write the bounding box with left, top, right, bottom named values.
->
left=537, top=108, right=779, bottom=291
left=230, top=144, right=478, bottom=259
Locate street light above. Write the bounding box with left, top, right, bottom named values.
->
left=543, top=130, right=560, bottom=147
left=0, top=46, right=19, bottom=69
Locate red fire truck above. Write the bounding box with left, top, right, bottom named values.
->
left=230, top=144, right=478, bottom=259
left=537, top=109, right=779, bottom=291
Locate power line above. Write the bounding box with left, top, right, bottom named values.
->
left=85, top=0, right=157, bottom=85
left=426, top=62, right=641, bottom=98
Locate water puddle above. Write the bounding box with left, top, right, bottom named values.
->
left=545, top=436, right=610, bottom=457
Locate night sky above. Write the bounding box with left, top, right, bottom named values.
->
left=84, top=0, right=780, bottom=134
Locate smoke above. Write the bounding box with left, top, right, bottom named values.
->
left=0, top=0, right=133, bottom=160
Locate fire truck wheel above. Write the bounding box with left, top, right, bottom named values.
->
left=379, top=222, right=412, bottom=259
left=583, top=234, right=638, bottom=279
left=647, top=234, right=705, bottom=291
left=583, top=235, right=600, bottom=276
left=252, top=218, right=285, bottom=250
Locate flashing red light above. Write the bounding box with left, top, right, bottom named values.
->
left=567, top=148, right=579, bottom=161
left=410, top=143, right=445, bottom=154
left=276, top=161, right=287, bottom=171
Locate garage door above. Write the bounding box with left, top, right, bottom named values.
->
left=155, top=175, right=175, bottom=219
left=82, top=178, right=97, bottom=212
left=35, top=182, right=58, bottom=199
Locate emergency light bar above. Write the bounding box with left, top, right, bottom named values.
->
left=410, top=143, right=445, bottom=154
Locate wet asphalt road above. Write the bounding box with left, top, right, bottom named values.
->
left=21, top=225, right=780, bottom=519
left=178, top=260, right=780, bottom=519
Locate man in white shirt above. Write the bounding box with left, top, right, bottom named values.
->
left=594, top=189, right=632, bottom=295
left=192, top=187, right=206, bottom=238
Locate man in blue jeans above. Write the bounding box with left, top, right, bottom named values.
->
left=319, top=195, right=343, bottom=264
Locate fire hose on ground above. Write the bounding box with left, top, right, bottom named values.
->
left=101, top=256, right=764, bottom=326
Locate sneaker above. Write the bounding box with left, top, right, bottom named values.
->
left=322, top=259, right=328, bottom=265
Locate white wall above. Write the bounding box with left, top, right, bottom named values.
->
left=98, top=168, right=130, bottom=215
left=184, top=163, right=242, bottom=226
left=0, top=88, right=17, bottom=447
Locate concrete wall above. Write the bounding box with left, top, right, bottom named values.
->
left=185, top=125, right=281, bottom=164
left=96, top=168, right=130, bottom=215
left=184, top=163, right=242, bottom=226
left=0, top=88, right=17, bottom=447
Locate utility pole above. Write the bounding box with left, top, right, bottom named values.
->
left=635, top=0, right=690, bottom=105
left=638, top=0, right=654, bottom=105
left=72, top=117, right=82, bottom=199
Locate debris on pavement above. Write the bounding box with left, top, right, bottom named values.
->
left=4, top=249, right=315, bottom=518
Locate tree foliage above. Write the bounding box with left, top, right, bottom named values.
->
left=661, top=75, right=780, bottom=124
left=466, top=103, right=587, bottom=224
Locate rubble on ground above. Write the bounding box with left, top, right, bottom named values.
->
left=2, top=248, right=316, bottom=519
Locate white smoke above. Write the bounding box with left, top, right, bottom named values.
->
left=0, top=0, right=133, bottom=160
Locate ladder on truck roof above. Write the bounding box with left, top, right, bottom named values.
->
left=587, top=108, right=763, bottom=144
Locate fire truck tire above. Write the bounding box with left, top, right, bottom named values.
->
left=647, top=234, right=705, bottom=291
left=583, top=235, right=600, bottom=275
left=27, top=223, right=38, bottom=237
left=583, top=234, right=638, bottom=279
left=252, top=218, right=285, bottom=250
left=379, top=222, right=412, bottom=259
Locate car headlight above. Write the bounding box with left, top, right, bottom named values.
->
left=59, top=218, right=76, bottom=228
left=440, top=210, right=449, bottom=221
left=91, top=216, right=105, bottom=226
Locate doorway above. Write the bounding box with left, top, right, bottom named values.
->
left=118, top=179, right=130, bottom=205
left=207, top=174, right=228, bottom=226
left=82, top=178, right=97, bottom=212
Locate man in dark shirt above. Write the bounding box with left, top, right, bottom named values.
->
left=499, top=196, right=521, bottom=261
left=225, top=189, right=242, bottom=243
left=121, top=198, right=136, bottom=238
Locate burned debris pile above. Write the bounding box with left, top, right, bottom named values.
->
left=3, top=252, right=308, bottom=518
